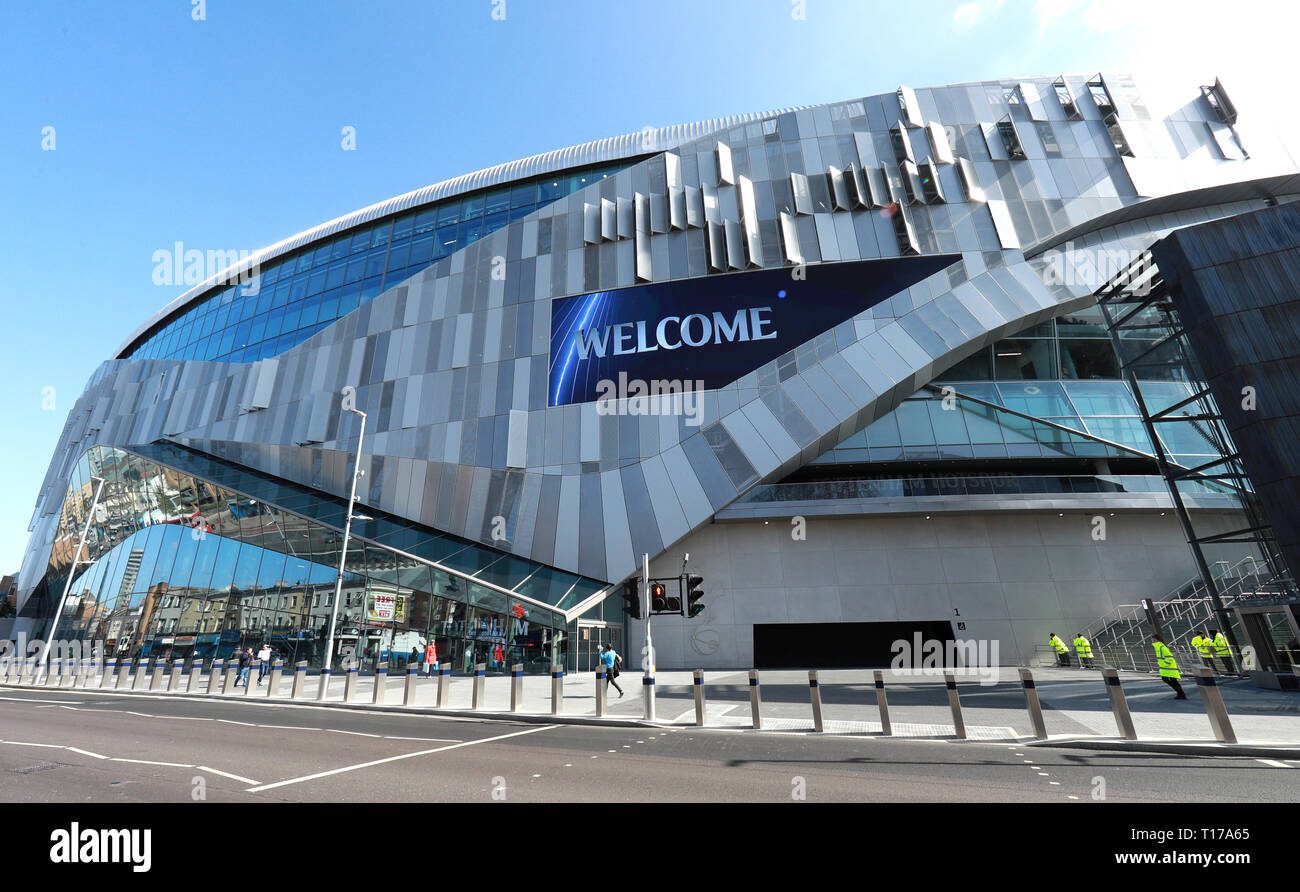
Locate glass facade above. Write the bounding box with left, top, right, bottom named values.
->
left=123, top=161, right=633, bottom=364
left=35, top=445, right=612, bottom=673
left=814, top=302, right=1216, bottom=466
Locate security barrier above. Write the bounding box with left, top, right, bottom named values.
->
left=1019, top=669, right=1047, bottom=740
left=944, top=673, right=966, bottom=739
left=693, top=669, right=706, bottom=726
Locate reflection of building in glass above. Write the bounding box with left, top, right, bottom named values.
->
left=9, top=73, right=1300, bottom=670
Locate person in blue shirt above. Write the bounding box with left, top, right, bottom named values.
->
left=597, top=644, right=623, bottom=697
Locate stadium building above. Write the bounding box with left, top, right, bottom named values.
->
left=10, top=72, right=1300, bottom=673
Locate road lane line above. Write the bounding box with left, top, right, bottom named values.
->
left=382, top=736, right=461, bottom=742
left=66, top=747, right=109, bottom=760
left=110, top=758, right=195, bottom=768
left=1258, top=758, right=1291, bottom=768
left=245, top=724, right=559, bottom=793
left=217, top=719, right=255, bottom=726
left=196, top=765, right=260, bottom=785
left=328, top=729, right=382, bottom=738
left=0, top=697, right=84, bottom=704
left=1, top=741, right=66, bottom=748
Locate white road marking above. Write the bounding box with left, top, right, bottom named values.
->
left=1, top=741, right=65, bottom=748
left=381, top=736, right=461, bottom=743
left=66, top=747, right=109, bottom=760
left=111, top=758, right=194, bottom=768
left=1258, top=758, right=1291, bottom=768
left=328, top=729, right=381, bottom=738
left=217, top=719, right=254, bottom=726
left=1049, top=781, right=1061, bottom=785
left=0, top=696, right=83, bottom=704
left=244, top=724, right=559, bottom=793
left=196, top=765, right=260, bottom=785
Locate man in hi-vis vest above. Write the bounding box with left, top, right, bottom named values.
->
left=1072, top=632, right=1094, bottom=669
left=1048, top=633, right=1071, bottom=668
left=1210, top=628, right=1236, bottom=675
left=1153, top=633, right=1187, bottom=699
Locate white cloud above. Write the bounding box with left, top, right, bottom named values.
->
left=954, top=2, right=981, bottom=27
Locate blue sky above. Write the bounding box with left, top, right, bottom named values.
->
left=0, top=0, right=1291, bottom=573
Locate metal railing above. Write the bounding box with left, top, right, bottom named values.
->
left=1080, top=555, right=1297, bottom=672
left=737, top=474, right=1238, bottom=505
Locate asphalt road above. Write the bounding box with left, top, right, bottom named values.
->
left=1, top=688, right=1297, bottom=803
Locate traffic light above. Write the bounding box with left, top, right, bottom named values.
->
left=650, top=582, right=667, bottom=613
left=622, top=578, right=641, bottom=619
left=686, top=575, right=705, bottom=618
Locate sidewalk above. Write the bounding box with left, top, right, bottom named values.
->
left=6, top=664, right=1300, bottom=755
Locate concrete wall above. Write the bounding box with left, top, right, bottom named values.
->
left=627, top=509, right=1257, bottom=669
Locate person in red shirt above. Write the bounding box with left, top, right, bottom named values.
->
left=424, top=641, right=437, bottom=676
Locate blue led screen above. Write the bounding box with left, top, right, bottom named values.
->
left=548, top=256, right=959, bottom=407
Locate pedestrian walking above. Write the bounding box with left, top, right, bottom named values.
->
left=1072, top=632, right=1094, bottom=669
left=411, top=646, right=422, bottom=672
left=424, top=641, right=438, bottom=676
left=1152, top=633, right=1187, bottom=699
left=235, top=648, right=252, bottom=687
left=1048, top=632, right=1071, bottom=668
left=598, top=644, right=624, bottom=698
left=1210, top=628, right=1236, bottom=675
left=256, top=643, right=273, bottom=685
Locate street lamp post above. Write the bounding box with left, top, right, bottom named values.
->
left=40, top=475, right=106, bottom=670
left=322, top=408, right=366, bottom=684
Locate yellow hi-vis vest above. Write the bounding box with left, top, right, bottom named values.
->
left=1212, top=632, right=1232, bottom=657
left=1073, top=636, right=1093, bottom=658
left=1191, top=635, right=1214, bottom=657
left=1050, top=635, right=1068, bottom=654
left=1154, top=641, right=1180, bottom=678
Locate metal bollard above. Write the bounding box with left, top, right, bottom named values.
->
left=404, top=662, right=420, bottom=706
left=1101, top=668, right=1137, bottom=740
left=808, top=670, right=824, bottom=733
left=291, top=661, right=309, bottom=699
left=186, top=658, right=203, bottom=693
left=437, top=665, right=450, bottom=708
left=1019, top=668, right=1048, bottom=740
left=642, top=667, right=656, bottom=721
left=315, top=667, right=331, bottom=701
left=266, top=659, right=284, bottom=697
left=510, top=664, right=523, bottom=712
left=472, top=662, right=486, bottom=709
left=223, top=659, right=239, bottom=695
left=149, top=659, right=166, bottom=691
left=693, top=669, right=706, bottom=727
left=944, top=672, right=967, bottom=739
left=80, top=659, right=97, bottom=688
left=208, top=659, right=226, bottom=694
left=343, top=665, right=359, bottom=702
left=167, top=660, right=182, bottom=692
left=117, top=659, right=133, bottom=690
left=550, top=668, right=563, bottom=715
left=101, top=658, right=118, bottom=690
left=372, top=662, right=388, bottom=705
left=595, top=669, right=606, bottom=717
left=244, top=661, right=260, bottom=696
left=1194, top=667, right=1237, bottom=744
left=749, top=669, right=762, bottom=730
left=134, top=659, right=152, bottom=691
left=873, top=670, right=892, bottom=736
left=45, top=658, right=61, bottom=687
